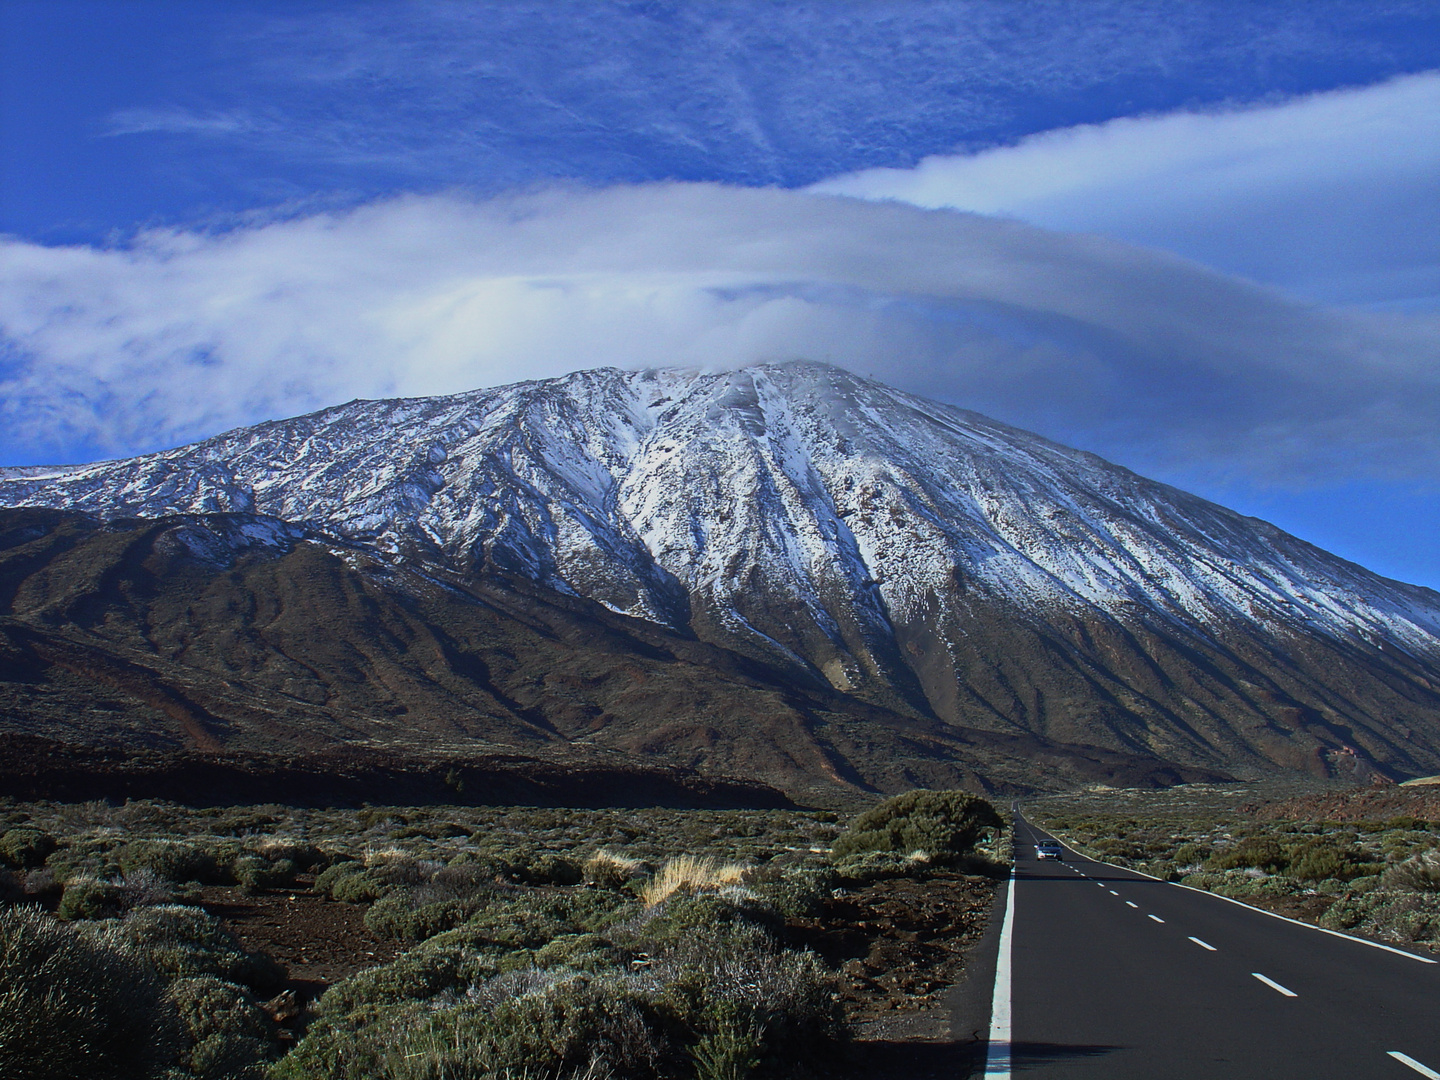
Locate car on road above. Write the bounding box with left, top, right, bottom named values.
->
left=1035, top=840, right=1065, bottom=860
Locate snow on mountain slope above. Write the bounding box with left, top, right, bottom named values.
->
left=5, top=362, right=1440, bottom=780
left=4, top=361, right=1436, bottom=649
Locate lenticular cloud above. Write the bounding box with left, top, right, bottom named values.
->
left=0, top=182, right=1437, bottom=482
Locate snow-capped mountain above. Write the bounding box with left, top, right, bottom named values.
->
left=5, top=362, right=1440, bottom=784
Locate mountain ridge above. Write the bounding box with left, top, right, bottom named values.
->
left=3, top=361, right=1439, bottom=794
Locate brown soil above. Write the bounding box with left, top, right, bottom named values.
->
left=200, top=877, right=402, bottom=994
left=791, top=870, right=997, bottom=1026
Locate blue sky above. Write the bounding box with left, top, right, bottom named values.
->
left=2, top=0, right=1440, bottom=587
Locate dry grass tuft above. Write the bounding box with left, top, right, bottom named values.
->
left=363, top=845, right=414, bottom=867
left=582, top=849, right=646, bottom=890
left=639, top=855, right=751, bottom=907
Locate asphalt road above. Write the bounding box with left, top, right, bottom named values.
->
left=990, top=813, right=1440, bottom=1078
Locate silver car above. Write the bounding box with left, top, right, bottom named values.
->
left=1036, top=840, right=1065, bottom=861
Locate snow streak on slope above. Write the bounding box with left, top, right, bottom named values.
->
left=3, top=362, right=1439, bottom=677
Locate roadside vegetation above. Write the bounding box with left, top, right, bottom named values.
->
left=1027, top=783, right=1440, bottom=954
left=0, top=790, right=1007, bottom=1080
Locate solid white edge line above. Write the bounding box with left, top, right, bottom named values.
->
left=1251, top=972, right=1298, bottom=997
left=985, top=869, right=1016, bottom=1078
left=1189, top=936, right=1217, bottom=951
left=1389, top=1051, right=1440, bottom=1078
left=1047, top=842, right=1437, bottom=965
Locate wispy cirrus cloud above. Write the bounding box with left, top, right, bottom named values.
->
left=1, top=184, right=1437, bottom=488
left=102, top=108, right=266, bottom=138
left=814, top=71, right=1440, bottom=310
left=95, top=1, right=1440, bottom=190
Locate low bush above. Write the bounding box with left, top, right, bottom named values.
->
left=754, top=865, right=838, bottom=920
left=0, top=905, right=178, bottom=1080
left=116, top=839, right=218, bottom=884
left=531, top=931, right=625, bottom=972
left=279, top=973, right=670, bottom=1080
left=1286, top=839, right=1380, bottom=882
left=832, top=789, right=1001, bottom=863
left=58, top=875, right=127, bottom=920
left=0, top=826, right=56, bottom=868
left=319, top=934, right=504, bottom=1016
left=119, top=904, right=285, bottom=992
left=1384, top=850, right=1440, bottom=892
left=167, top=974, right=278, bottom=1080
left=639, top=892, right=783, bottom=948
left=232, top=855, right=298, bottom=893
left=1323, top=887, right=1440, bottom=945
left=251, top=836, right=327, bottom=870
left=833, top=849, right=932, bottom=883
left=518, top=852, right=584, bottom=887
left=314, top=861, right=385, bottom=903
left=1206, top=836, right=1287, bottom=873
left=364, top=892, right=485, bottom=944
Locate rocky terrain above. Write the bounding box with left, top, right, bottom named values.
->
left=4, top=362, right=1440, bottom=797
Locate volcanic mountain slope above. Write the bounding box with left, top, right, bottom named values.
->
left=3, top=361, right=1440, bottom=789
left=0, top=507, right=1212, bottom=801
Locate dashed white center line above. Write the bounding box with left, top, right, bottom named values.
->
left=1147, top=914, right=1164, bottom=923
left=1189, top=937, right=1217, bottom=951
left=1252, top=972, right=1297, bottom=997
left=1125, top=901, right=1138, bottom=908
left=1389, top=1051, right=1440, bottom=1078
left=1108, top=890, right=1119, bottom=896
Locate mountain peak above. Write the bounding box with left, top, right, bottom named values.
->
left=4, top=364, right=1440, bottom=785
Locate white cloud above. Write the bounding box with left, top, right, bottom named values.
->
left=813, top=71, right=1440, bottom=309
left=103, top=108, right=262, bottom=138
left=1, top=184, right=1438, bottom=484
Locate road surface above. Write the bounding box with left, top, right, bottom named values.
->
left=983, top=814, right=1440, bottom=1078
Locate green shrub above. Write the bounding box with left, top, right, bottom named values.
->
left=755, top=866, right=838, bottom=920
left=314, top=862, right=385, bottom=903
left=116, top=839, right=218, bottom=884
left=364, top=892, right=483, bottom=944
left=0, top=827, right=56, bottom=868
left=834, top=849, right=931, bottom=882
left=58, top=875, right=126, bottom=920
left=281, top=974, right=670, bottom=1080
left=1173, top=842, right=1208, bottom=865
left=250, top=837, right=327, bottom=870
left=119, top=904, right=284, bottom=991
left=518, top=852, right=584, bottom=887
left=656, top=922, right=841, bottom=1076
left=232, top=855, right=298, bottom=893
left=1322, top=888, right=1440, bottom=944
left=318, top=937, right=503, bottom=1016
left=0, top=905, right=178, bottom=1080
left=1205, top=837, right=1286, bottom=873
left=531, top=932, right=624, bottom=972
left=1383, top=850, right=1440, bottom=892
left=832, top=790, right=1001, bottom=862
left=167, top=975, right=277, bottom=1080
left=638, top=892, right=782, bottom=948
left=1286, top=840, right=1379, bottom=882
